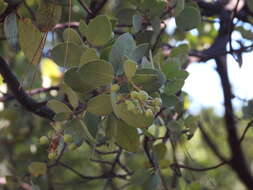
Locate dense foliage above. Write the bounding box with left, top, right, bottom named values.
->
left=1, top=0, right=253, bottom=189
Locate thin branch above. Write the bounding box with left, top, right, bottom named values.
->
left=23, top=0, right=36, bottom=20
left=58, top=162, right=109, bottom=180
left=239, top=120, right=253, bottom=144
left=170, top=161, right=228, bottom=172
left=198, top=123, right=227, bottom=161
left=0, top=57, right=55, bottom=120
left=88, top=0, right=108, bottom=21
left=77, top=0, right=94, bottom=17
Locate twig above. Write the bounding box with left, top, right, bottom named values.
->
left=170, top=161, right=228, bottom=172
left=239, top=120, right=253, bottom=144
left=198, top=123, right=226, bottom=161
left=77, top=0, right=94, bottom=17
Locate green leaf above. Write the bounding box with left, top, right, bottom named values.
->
left=164, top=79, right=185, bottom=95
left=170, top=43, right=189, bottom=64
left=35, top=1, right=62, bottom=32
left=63, top=28, right=83, bottom=45
left=86, top=15, right=112, bottom=46
left=115, top=119, right=140, bottom=152
left=80, top=48, right=99, bottom=65
left=53, top=112, right=71, bottom=121
left=153, top=143, right=167, bottom=160
left=132, top=14, right=142, bottom=33
left=176, top=6, right=201, bottom=31
left=130, top=43, right=149, bottom=62
left=0, top=1, right=7, bottom=15
left=79, top=19, right=88, bottom=37
left=143, top=172, right=160, bottom=190
left=64, top=67, right=93, bottom=92
left=51, top=42, right=84, bottom=68
left=64, top=60, right=114, bottom=92
left=28, top=162, right=47, bottom=177
left=109, top=33, right=136, bottom=73
left=60, top=83, right=79, bottom=109
left=123, top=60, right=137, bottom=80
left=65, top=119, right=95, bottom=145
left=132, top=68, right=166, bottom=92
left=131, top=169, right=151, bottom=186
left=162, top=59, right=189, bottom=80
left=172, top=0, right=185, bottom=16
left=4, top=13, right=18, bottom=47
left=83, top=113, right=101, bottom=138
left=87, top=94, right=113, bottom=116
left=104, top=114, right=118, bottom=140
left=111, top=92, right=153, bottom=128
left=161, top=94, right=181, bottom=108
left=116, top=8, right=137, bottom=25
left=47, top=99, right=72, bottom=113
left=19, top=18, right=43, bottom=65
left=78, top=60, right=114, bottom=89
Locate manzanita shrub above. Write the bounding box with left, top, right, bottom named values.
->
left=2, top=0, right=253, bottom=189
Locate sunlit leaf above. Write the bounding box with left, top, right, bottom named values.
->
left=123, top=59, right=137, bottom=80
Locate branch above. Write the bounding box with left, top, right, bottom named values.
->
left=58, top=162, right=127, bottom=180
left=213, top=8, right=253, bottom=188
left=239, top=120, right=253, bottom=144
left=170, top=161, right=228, bottom=172
left=0, top=57, right=55, bottom=120
left=77, top=0, right=94, bottom=17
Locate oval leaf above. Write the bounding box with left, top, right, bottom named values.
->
left=63, top=28, right=83, bottom=45
left=51, top=42, right=84, bottom=68
left=175, top=6, right=201, bottom=31
left=86, top=15, right=112, bottom=46
left=123, top=59, right=137, bottom=80
left=87, top=94, right=113, bottom=116
left=47, top=99, right=72, bottom=113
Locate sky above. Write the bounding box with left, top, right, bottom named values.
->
left=183, top=52, right=253, bottom=115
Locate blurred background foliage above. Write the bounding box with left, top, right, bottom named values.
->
left=0, top=0, right=253, bottom=190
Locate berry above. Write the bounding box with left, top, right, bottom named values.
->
left=130, top=91, right=139, bottom=99
left=145, top=109, right=153, bottom=117
left=69, top=143, right=77, bottom=151
left=48, top=152, right=57, bottom=160
left=138, top=90, right=149, bottom=101
left=39, top=136, right=49, bottom=145
left=154, top=106, right=160, bottom=112
left=111, top=84, right=120, bottom=92
left=47, top=130, right=54, bottom=138
left=154, top=98, right=162, bottom=106
left=63, top=134, right=73, bottom=143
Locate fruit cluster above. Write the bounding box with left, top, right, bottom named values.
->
left=39, top=130, right=78, bottom=160
left=121, top=90, right=162, bottom=117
